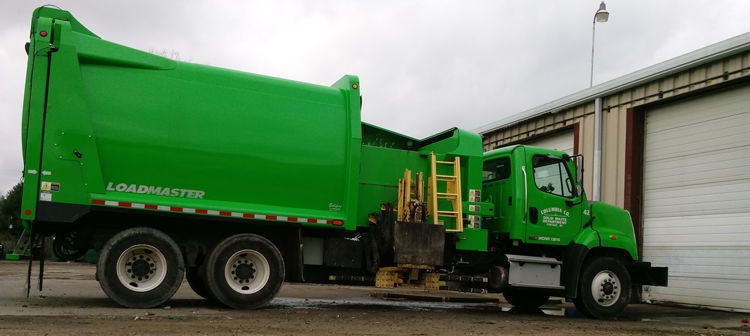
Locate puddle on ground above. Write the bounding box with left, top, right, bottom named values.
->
left=269, top=297, right=667, bottom=322
left=271, top=297, right=565, bottom=316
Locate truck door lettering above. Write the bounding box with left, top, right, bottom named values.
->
left=540, top=207, right=569, bottom=227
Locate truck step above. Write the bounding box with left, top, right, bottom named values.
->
left=507, top=254, right=563, bottom=265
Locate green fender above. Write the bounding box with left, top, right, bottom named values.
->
left=590, top=202, right=639, bottom=261
left=572, top=227, right=600, bottom=250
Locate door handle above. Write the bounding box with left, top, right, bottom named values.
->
left=530, top=207, right=538, bottom=224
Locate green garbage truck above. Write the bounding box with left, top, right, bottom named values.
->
left=15, top=7, right=667, bottom=319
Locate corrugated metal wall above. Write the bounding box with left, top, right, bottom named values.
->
left=482, top=50, right=750, bottom=209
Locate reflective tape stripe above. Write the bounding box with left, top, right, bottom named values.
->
left=90, top=199, right=341, bottom=226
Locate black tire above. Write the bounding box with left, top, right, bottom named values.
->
left=204, top=234, right=284, bottom=309
left=52, top=236, right=87, bottom=262
left=502, top=287, right=551, bottom=310
left=186, top=265, right=212, bottom=300
left=97, top=227, right=184, bottom=308
left=573, top=257, right=631, bottom=320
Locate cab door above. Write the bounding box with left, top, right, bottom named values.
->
left=523, top=147, right=582, bottom=245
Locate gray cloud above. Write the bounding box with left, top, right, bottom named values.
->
left=2, top=1, right=750, bottom=193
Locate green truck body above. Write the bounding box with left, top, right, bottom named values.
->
left=16, top=8, right=666, bottom=319
left=19, top=7, right=488, bottom=239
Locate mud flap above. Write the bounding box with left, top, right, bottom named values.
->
left=393, top=221, right=445, bottom=266
left=626, top=261, right=668, bottom=287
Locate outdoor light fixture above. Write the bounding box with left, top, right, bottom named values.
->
left=591, top=1, right=609, bottom=87
left=595, top=2, right=609, bottom=23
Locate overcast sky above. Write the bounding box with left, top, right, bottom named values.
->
left=2, top=1, right=750, bottom=195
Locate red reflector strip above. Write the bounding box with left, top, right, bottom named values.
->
left=90, top=200, right=339, bottom=226
left=610, top=235, right=617, bottom=240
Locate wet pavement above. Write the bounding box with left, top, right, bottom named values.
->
left=1, top=260, right=749, bottom=334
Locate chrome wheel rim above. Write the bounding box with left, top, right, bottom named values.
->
left=591, top=270, right=620, bottom=307
left=224, top=249, right=270, bottom=294
left=116, top=244, right=167, bottom=292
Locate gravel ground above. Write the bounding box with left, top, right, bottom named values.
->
left=1, top=260, right=748, bottom=335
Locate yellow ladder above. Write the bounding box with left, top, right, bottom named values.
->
left=428, top=153, right=463, bottom=233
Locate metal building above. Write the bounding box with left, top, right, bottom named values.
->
left=474, top=32, right=750, bottom=313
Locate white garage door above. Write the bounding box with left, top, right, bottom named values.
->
left=642, top=84, right=750, bottom=312
left=523, top=131, right=574, bottom=154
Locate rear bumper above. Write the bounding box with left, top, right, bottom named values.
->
left=627, top=261, right=668, bottom=287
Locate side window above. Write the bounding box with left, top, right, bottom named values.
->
left=532, top=155, right=574, bottom=198
left=483, top=157, right=511, bottom=182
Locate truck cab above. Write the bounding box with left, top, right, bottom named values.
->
left=481, top=145, right=667, bottom=319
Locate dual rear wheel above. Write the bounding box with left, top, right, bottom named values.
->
left=201, top=234, right=284, bottom=309
left=97, top=228, right=184, bottom=309
left=98, top=228, right=284, bottom=309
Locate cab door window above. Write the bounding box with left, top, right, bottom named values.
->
left=532, top=155, right=574, bottom=198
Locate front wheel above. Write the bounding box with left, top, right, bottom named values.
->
left=573, top=257, right=632, bottom=319
left=204, top=234, right=285, bottom=309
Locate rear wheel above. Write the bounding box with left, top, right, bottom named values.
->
left=573, top=257, right=631, bottom=319
left=204, top=234, right=284, bottom=309
left=97, top=227, right=184, bottom=308
left=502, top=287, right=551, bottom=310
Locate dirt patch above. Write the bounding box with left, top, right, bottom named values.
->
left=2, top=261, right=750, bottom=335
left=2, top=310, right=747, bottom=336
